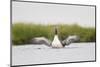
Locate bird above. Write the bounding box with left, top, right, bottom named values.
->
left=51, top=27, right=63, bottom=48
left=30, top=27, right=80, bottom=48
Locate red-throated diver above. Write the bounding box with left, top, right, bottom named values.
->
left=30, top=27, right=80, bottom=48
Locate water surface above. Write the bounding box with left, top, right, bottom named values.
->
left=12, top=42, right=95, bottom=66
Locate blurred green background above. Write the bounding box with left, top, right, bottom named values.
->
left=12, top=22, right=96, bottom=45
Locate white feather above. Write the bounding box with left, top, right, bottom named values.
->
left=52, top=35, right=63, bottom=48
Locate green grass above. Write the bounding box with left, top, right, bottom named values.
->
left=12, top=23, right=95, bottom=45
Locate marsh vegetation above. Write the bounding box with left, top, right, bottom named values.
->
left=12, top=22, right=95, bottom=45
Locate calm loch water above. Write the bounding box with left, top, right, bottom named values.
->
left=12, top=42, right=95, bottom=66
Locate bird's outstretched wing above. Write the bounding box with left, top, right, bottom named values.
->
left=30, top=37, right=51, bottom=46
left=62, top=35, right=80, bottom=46
left=30, top=35, right=80, bottom=48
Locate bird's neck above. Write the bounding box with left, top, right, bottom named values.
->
left=55, top=27, right=58, bottom=35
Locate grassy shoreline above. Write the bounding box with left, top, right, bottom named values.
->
left=12, top=23, right=95, bottom=45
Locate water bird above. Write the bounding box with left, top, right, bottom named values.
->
left=51, top=27, right=63, bottom=48
left=30, top=27, right=80, bottom=48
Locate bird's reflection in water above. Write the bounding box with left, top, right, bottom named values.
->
left=34, top=46, right=79, bottom=50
